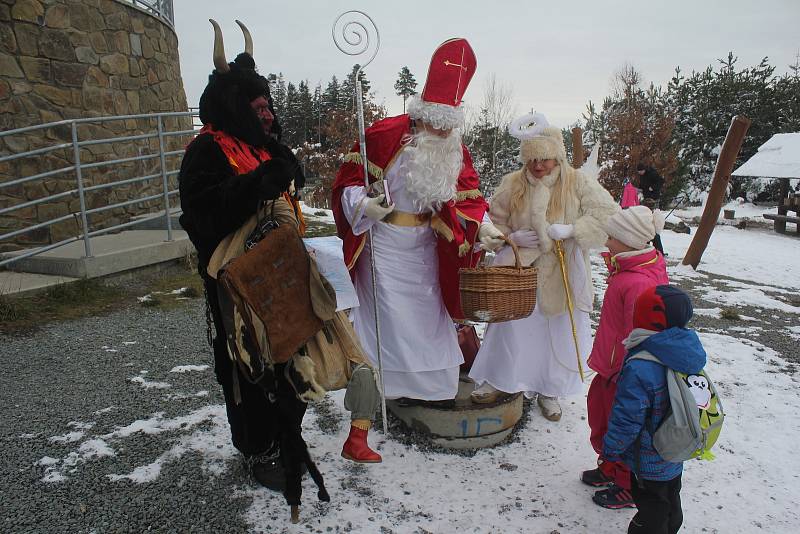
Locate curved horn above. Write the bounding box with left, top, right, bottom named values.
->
left=209, top=19, right=230, bottom=73
left=235, top=20, right=253, bottom=56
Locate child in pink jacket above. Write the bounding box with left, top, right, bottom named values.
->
left=582, top=205, right=669, bottom=509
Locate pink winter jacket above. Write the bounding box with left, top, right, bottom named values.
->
left=588, top=247, right=669, bottom=379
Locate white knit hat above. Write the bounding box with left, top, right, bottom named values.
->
left=604, top=205, right=666, bottom=250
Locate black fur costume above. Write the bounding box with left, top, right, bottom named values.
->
left=179, top=52, right=327, bottom=507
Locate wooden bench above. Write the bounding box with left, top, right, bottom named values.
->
left=764, top=213, right=800, bottom=234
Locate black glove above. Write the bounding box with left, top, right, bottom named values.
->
left=270, top=143, right=306, bottom=191
left=254, top=158, right=295, bottom=200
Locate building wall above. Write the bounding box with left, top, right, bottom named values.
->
left=0, top=0, right=191, bottom=250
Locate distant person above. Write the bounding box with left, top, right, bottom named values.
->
left=603, top=285, right=705, bottom=534
left=582, top=206, right=669, bottom=509
left=621, top=177, right=640, bottom=208
left=636, top=164, right=664, bottom=207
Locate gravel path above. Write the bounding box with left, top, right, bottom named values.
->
left=1, top=257, right=797, bottom=533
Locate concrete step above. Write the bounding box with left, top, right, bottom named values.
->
left=1, top=230, right=194, bottom=279
left=0, top=271, right=81, bottom=297
left=130, top=208, right=183, bottom=231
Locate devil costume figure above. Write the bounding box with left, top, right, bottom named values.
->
left=178, top=21, right=311, bottom=494
left=332, top=39, right=504, bottom=401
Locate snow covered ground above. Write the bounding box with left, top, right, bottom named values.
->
left=672, top=199, right=781, bottom=225
left=8, top=209, right=800, bottom=533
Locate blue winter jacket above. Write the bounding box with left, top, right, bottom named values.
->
left=602, top=327, right=707, bottom=481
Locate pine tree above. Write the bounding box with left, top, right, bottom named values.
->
left=597, top=65, right=679, bottom=200
left=322, top=76, right=340, bottom=114
left=283, top=82, right=299, bottom=146
left=267, top=73, right=287, bottom=118
left=340, top=64, right=372, bottom=111
left=297, top=80, right=313, bottom=144
left=394, top=66, right=418, bottom=113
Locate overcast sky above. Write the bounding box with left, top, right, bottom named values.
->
left=173, top=0, right=799, bottom=128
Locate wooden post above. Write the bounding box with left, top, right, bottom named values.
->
left=682, top=115, right=751, bottom=269
left=776, top=178, right=790, bottom=233
left=571, top=127, right=584, bottom=168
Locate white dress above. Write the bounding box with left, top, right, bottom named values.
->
left=469, top=242, right=593, bottom=398
left=341, top=151, right=462, bottom=400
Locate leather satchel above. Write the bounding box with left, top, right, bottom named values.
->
left=219, top=223, right=322, bottom=371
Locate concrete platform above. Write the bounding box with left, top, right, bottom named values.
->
left=1, top=230, right=193, bottom=279
left=0, top=270, right=80, bottom=296
left=387, top=376, right=524, bottom=449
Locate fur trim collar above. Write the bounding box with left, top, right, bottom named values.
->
left=526, top=166, right=561, bottom=188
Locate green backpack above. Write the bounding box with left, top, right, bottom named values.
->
left=630, top=350, right=724, bottom=462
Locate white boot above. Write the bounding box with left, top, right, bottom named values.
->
left=470, top=382, right=507, bottom=404
left=537, top=394, right=562, bottom=421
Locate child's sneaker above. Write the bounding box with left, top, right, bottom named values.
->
left=581, top=467, right=613, bottom=488
left=592, top=484, right=635, bottom=509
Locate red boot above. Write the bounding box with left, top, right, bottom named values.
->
left=341, top=421, right=382, bottom=463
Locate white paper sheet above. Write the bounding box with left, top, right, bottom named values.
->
left=303, top=236, right=359, bottom=311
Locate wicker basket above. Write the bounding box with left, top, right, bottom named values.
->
left=459, top=237, right=537, bottom=323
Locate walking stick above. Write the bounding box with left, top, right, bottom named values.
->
left=554, top=239, right=585, bottom=382
left=332, top=11, right=389, bottom=435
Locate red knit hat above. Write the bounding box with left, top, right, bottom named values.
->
left=633, top=285, right=693, bottom=331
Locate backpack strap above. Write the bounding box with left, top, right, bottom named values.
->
left=627, top=351, right=662, bottom=364
left=628, top=350, right=661, bottom=488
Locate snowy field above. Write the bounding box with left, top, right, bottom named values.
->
left=4, top=210, right=799, bottom=533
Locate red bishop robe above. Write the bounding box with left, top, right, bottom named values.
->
left=331, top=114, right=488, bottom=321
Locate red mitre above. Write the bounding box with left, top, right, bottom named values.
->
left=331, top=114, right=488, bottom=320
left=421, top=38, right=477, bottom=107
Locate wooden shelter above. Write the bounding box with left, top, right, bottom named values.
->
left=732, top=133, right=800, bottom=234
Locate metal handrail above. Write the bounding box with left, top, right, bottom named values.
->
left=114, top=0, right=174, bottom=28
left=0, top=109, right=200, bottom=269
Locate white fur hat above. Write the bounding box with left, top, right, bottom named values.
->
left=508, top=112, right=567, bottom=164
left=407, top=94, right=465, bottom=131
left=604, top=205, right=666, bottom=250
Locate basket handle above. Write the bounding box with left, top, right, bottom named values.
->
left=502, top=236, right=523, bottom=269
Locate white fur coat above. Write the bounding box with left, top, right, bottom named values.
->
left=489, top=165, right=620, bottom=316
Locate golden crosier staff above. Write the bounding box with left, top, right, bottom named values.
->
left=554, top=239, right=585, bottom=382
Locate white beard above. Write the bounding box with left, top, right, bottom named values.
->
left=400, top=129, right=463, bottom=213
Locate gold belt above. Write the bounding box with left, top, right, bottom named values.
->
left=384, top=210, right=431, bottom=227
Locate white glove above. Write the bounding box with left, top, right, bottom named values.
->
left=363, top=194, right=395, bottom=221
left=508, top=229, right=539, bottom=248
left=478, top=222, right=505, bottom=251
left=547, top=223, right=575, bottom=240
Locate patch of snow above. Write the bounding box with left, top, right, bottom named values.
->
left=78, top=439, right=114, bottom=459
left=661, top=227, right=800, bottom=290
left=49, top=431, right=85, bottom=444
left=787, top=326, right=800, bottom=341
left=163, top=390, right=210, bottom=401
left=299, top=201, right=335, bottom=224
left=169, top=365, right=209, bottom=373
left=129, top=376, right=171, bottom=390
left=697, top=285, right=799, bottom=314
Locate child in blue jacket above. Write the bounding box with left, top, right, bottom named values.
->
left=603, top=285, right=706, bottom=534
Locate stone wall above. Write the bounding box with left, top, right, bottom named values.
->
left=0, top=0, right=191, bottom=251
